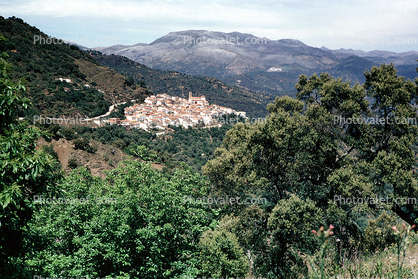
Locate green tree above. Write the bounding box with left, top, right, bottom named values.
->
left=213, top=208, right=269, bottom=278
left=266, top=195, right=324, bottom=278
left=25, top=161, right=215, bottom=278
left=203, top=65, right=418, bottom=277
left=61, top=127, right=77, bottom=140
left=124, top=76, right=135, bottom=87
left=112, top=139, right=126, bottom=149
left=128, top=145, right=156, bottom=161
left=139, top=79, right=147, bottom=88
left=0, top=42, right=61, bottom=278
left=364, top=64, right=418, bottom=162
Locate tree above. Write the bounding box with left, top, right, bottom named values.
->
left=139, top=80, right=147, bottom=88
left=128, top=145, right=157, bottom=161
left=0, top=39, right=61, bottom=278
left=267, top=195, right=324, bottom=278
left=203, top=65, right=418, bottom=277
left=25, top=161, right=215, bottom=279
left=124, top=76, right=135, bottom=87
left=213, top=207, right=269, bottom=278
left=73, top=137, right=90, bottom=150
left=61, top=127, right=77, bottom=140
left=363, top=64, right=418, bottom=162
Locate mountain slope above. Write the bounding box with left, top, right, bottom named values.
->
left=94, top=30, right=340, bottom=79
left=0, top=16, right=149, bottom=118
left=94, top=30, right=418, bottom=96
left=91, top=51, right=272, bottom=117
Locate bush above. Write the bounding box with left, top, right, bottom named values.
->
left=112, top=139, right=126, bottom=149
left=67, top=157, right=79, bottom=169
left=198, top=228, right=249, bottom=278
left=41, top=144, right=59, bottom=160
left=61, top=127, right=78, bottom=140
left=124, top=76, right=135, bottom=88
left=363, top=211, right=398, bottom=253
left=48, top=124, right=61, bottom=139
left=73, top=138, right=89, bottom=150
left=86, top=145, right=97, bottom=154
left=139, top=80, right=146, bottom=88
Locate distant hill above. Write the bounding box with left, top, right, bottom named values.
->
left=94, top=30, right=339, bottom=79
left=94, top=30, right=418, bottom=96
left=327, top=56, right=377, bottom=83
left=91, top=51, right=272, bottom=117
left=0, top=16, right=149, bottom=118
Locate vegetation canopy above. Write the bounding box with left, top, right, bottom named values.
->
left=1, top=17, right=418, bottom=278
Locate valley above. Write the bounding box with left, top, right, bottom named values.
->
left=1, top=14, right=418, bottom=279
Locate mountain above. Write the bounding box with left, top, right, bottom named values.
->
left=94, top=30, right=340, bottom=79
left=1, top=17, right=270, bottom=118
left=90, top=51, right=271, bottom=117
left=94, top=30, right=418, bottom=96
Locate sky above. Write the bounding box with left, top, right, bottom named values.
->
left=1, top=0, right=418, bottom=52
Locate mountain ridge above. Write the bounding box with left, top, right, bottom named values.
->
left=92, top=30, right=418, bottom=96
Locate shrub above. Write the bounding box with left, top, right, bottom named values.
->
left=61, top=127, right=78, bottom=140
left=198, top=229, right=249, bottom=278
left=86, top=145, right=97, bottom=154
left=112, top=139, right=126, bottom=149
left=363, top=211, right=398, bottom=253
left=68, top=158, right=79, bottom=169
left=73, top=138, right=89, bottom=150
left=41, top=144, right=59, bottom=160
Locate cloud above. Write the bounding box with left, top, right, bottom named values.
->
left=1, top=0, right=417, bottom=51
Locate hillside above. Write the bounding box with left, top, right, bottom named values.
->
left=223, top=67, right=318, bottom=97
left=0, top=16, right=149, bottom=118
left=3, top=16, right=418, bottom=279
left=35, top=120, right=235, bottom=175
left=91, top=51, right=272, bottom=117
left=37, top=137, right=129, bottom=178
left=94, top=30, right=418, bottom=96
left=73, top=59, right=151, bottom=104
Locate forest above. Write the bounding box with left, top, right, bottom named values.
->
left=2, top=21, right=418, bottom=279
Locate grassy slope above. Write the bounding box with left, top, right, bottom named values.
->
left=74, top=59, right=151, bottom=104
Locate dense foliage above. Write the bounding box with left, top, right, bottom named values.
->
left=0, top=43, right=62, bottom=278
left=2, top=18, right=418, bottom=278
left=25, top=162, right=218, bottom=278
left=202, top=63, right=418, bottom=277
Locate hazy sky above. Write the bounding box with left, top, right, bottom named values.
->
left=2, top=0, right=418, bottom=52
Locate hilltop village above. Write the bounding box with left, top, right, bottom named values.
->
left=104, top=93, right=246, bottom=131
